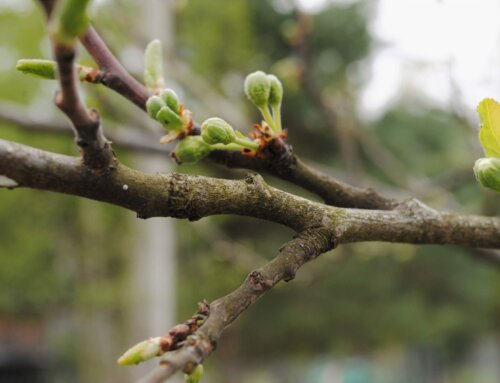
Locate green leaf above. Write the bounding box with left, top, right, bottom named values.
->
left=477, top=98, right=500, bottom=158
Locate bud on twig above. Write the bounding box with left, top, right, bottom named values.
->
left=146, top=95, right=166, bottom=119
left=201, top=118, right=259, bottom=151
left=201, top=118, right=236, bottom=145
left=184, top=364, right=204, bottom=383
left=16, top=59, right=57, bottom=80
left=267, top=74, right=283, bottom=133
left=50, top=0, right=91, bottom=46
left=244, top=71, right=286, bottom=134
left=117, top=337, right=162, bottom=366
left=244, top=71, right=271, bottom=108
left=173, top=136, right=212, bottom=164
left=144, top=39, right=165, bottom=91
left=17, top=59, right=100, bottom=83
left=159, top=88, right=180, bottom=114
left=474, top=157, right=500, bottom=193
left=156, top=106, right=183, bottom=132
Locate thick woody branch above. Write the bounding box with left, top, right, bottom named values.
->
left=140, top=228, right=336, bottom=383
left=1, top=139, right=499, bottom=249
left=209, top=139, right=396, bottom=209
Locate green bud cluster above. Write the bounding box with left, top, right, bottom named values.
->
left=173, top=118, right=259, bottom=165
left=244, top=71, right=284, bottom=133
left=474, top=157, right=500, bottom=193
left=146, top=89, right=184, bottom=132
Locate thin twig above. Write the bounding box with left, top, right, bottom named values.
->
left=52, top=43, right=113, bottom=168
left=0, top=101, right=170, bottom=155
left=80, top=27, right=150, bottom=110
left=38, top=0, right=114, bottom=169
left=139, top=228, right=336, bottom=383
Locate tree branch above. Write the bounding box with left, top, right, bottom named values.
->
left=139, top=228, right=336, bottom=383
left=80, top=27, right=151, bottom=110
left=0, top=101, right=169, bottom=155
left=1, top=139, right=499, bottom=249
left=74, top=22, right=399, bottom=208
left=209, top=140, right=396, bottom=209
left=38, top=0, right=114, bottom=169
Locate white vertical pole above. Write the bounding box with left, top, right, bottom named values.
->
left=129, top=1, right=178, bottom=381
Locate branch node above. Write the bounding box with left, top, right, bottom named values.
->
left=248, top=270, right=273, bottom=291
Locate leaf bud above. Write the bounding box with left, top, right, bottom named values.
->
left=173, top=136, right=212, bottom=164
left=146, top=96, right=166, bottom=119
left=117, top=337, right=162, bottom=366
left=184, top=364, right=204, bottom=383
left=244, top=71, right=271, bottom=108
left=16, top=59, right=57, bottom=80
left=474, top=157, right=500, bottom=193
left=201, top=117, right=236, bottom=145
left=50, top=0, right=91, bottom=46
left=267, top=74, right=283, bottom=108
left=144, top=39, right=165, bottom=91
left=159, top=88, right=180, bottom=114
left=156, top=106, right=183, bottom=131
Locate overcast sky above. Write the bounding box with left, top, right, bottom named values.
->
left=298, top=0, right=500, bottom=121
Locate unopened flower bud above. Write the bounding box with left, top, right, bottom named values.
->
left=201, top=117, right=236, bottom=145
left=159, top=88, right=180, bottom=114
left=146, top=96, right=166, bottom=119
left=184, top=364, right=204, bottom=383
left=267, top=74, right=283, bottom=108
left=117, top=337, right=162, bottom=366
left=474, top=157, right=500, bottom=193
left=156, top=106, right=183, bottom=131
left=244, top=71, right=271, bottom=108
left=173, top=136, right=212, bottom=164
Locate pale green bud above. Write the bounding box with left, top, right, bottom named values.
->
left=184, top=364, right=204, bottom=383
left=474, top=157, right=500, bottom=193
left=16, top=59, right=56, bottom=80
left=159, top=88, right=180, bottom=114
left=244, top=71, right=271, bottom=107
left=144, top=39, right=165, bottom=91
left=156, top=106, right=183, bottom=131
left=173, top=136, right=212, bottom=164
left=201, top=117, right=236, bottom=145
left=146, top=96, right=166, bottom=119
left=267, top=74, right=283, bottom=108
left=117, top=337, right=162, bottom=365
left=51, top=0, right=91, bottom=46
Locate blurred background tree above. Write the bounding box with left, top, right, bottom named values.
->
left=0, top=1, right=499, bottom=382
